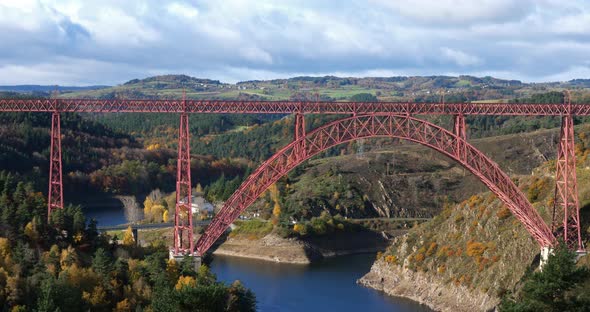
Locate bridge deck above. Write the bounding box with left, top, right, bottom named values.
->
left=1, top=99, right=589, bottom=115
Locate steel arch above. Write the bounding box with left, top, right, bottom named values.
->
left=196, top=114, right=555, bottom=255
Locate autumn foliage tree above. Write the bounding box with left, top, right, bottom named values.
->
left=122, top=226, right=135, bottom=246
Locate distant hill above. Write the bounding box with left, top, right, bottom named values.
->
left=123, top=74, right=222, bottom=86
left=55, top=73, right=590, bottom=103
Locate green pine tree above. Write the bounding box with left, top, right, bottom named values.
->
left=36, top=277, right=60, bottom=312
left=500, top=243, right=590, bottom=312
left=91, top=248, right=112, bottom=277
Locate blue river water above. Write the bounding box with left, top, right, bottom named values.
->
left=84, top=205, right=127, bottom=226
left=210, top=253, right=432, bottom=312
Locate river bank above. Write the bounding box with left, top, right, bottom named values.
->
left=358, top=258, right=498, bottom=312
left=212, top=230, right=392, bottom=264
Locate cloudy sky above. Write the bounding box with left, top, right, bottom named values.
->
left=0, top=0, right=589, bottom=85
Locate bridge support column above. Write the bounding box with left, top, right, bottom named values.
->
left=540, top=246, right=552, bottom=268
left=174, top=95, right=194, bottom=255
left=552, top=112, right=584, bottom=252
left=294, top=113, right=306, bottom=160
left=453, top=114, right=467, bottom=159
left=47, top=112, right=63, bottom=221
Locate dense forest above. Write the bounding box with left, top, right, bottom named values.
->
left=0, top=171, right=256, bottom=311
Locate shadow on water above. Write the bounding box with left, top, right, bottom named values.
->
left=210, top=253, right=433, bottom=312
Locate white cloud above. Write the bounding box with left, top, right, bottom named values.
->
left=370, top=0, right=533, bottom=25
left=167, top=2, right=198, bottom=19
left=78, top=6, right=160, bottom=46
left=441, top=48, right=482, bottom=67
left=0, top=0, right=46, bottom=31
left=0, top=57, right=145, bottom=85
left=0, top=0, right=589, bottom=85
left=551, top=13, right=590, bottom=34
left=538, top=66, right=590, bottom=83
left=240, top=47, right=273, bottom=64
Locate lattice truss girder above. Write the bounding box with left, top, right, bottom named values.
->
left=196, top=114, right=555, bottom=255
left=174, top=113, right=194, bottom=255
left=47, top=112, right=63, bottom=220
left=3, top=99, right=590, bottom=115
left=552, top=114, right=584, bottom=251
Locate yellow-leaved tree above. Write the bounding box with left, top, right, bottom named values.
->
left=82, top=285, right=108, bottom=308
left=163, top=210, right=169, bottom=223
left=122, top=226, right=135, bottom=246
left=166, top=259, right=179, bottom=282
left=269, top=183, right=282, bottom=224
left=272, top=202, right=281, bottom=218
left=151, top=205, right=165, bottom=223
left=60, top=245, right=78, bottom=269
left=0, top=237, right=11, bottom=272
left=268, top=184, right=279, bottom=203
left=175, top=275, right=196, bottom=290
left=143, top=197, right=154, bottom=221
left=43, top=244, right=60, bottom=275
left=0, top=237, right=10, bottom=258
left=114, top=298, right=131, bottom=312
left=24, top=220, right=39, bottom=243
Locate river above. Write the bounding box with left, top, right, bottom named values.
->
left=210, top=254, right=431, bottom=312
left=85, top=207, right=430, bottom=311
left=84, top=205, right=126, bottom=226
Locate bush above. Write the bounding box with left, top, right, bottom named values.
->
left=526, top=177, right=549, bottom=203
left=426, top=242, right=438, bottom=256
left=310, top=217, right=328, bottom=235
left=496, top=207, right=512, bottom=220
left=230, top=220, right=273, bottom=238
left=466, top=241, right=487, bottom=257
left=384, top=255, right=398, bottom=264
left=414, top=253, right=425, bottom=263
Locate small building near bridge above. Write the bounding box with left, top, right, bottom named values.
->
left=179, top=195, right=215, bottom=218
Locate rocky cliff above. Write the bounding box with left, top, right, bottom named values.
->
left=358, top=136, right=590, bottom=312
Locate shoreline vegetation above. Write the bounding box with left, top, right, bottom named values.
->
left=121, top=222, right=401, bottom=265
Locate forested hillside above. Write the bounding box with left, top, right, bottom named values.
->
left=0, top=171, right=256, bottom=311
left=0, top=99, right=250, bottom=208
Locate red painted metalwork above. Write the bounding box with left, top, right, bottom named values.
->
left=552, top=94, right=584, bottom=251
left=293, top=113, right=306, bottom=161
left=2, top=99, right=590, bottom=116
left=47, top=112, right=63, bottom=221
left=174, top=94, right=194, bottom=255
left=453, top=114, right=467, bottom=159
left=453, top=114, right=466, bottom=140
left=195, top=114, right=556, bottom=255
left=295, top=113, right=305, bottom=140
